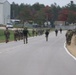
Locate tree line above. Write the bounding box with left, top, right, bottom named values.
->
left=11, top=1, right=76, bottom=27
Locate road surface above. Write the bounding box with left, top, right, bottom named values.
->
left=0, top=31, right=76, bottom=75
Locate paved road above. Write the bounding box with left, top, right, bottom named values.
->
left=0, top=31, right=76, bottom=75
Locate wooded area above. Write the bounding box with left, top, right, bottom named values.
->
left=11, top=1, right=76, bottom=27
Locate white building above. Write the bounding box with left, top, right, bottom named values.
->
left=54, top=21, right=65, bottom=26
left=0, top=0, right=10, bottom=25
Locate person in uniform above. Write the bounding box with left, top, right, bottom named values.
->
left=4, top=27, right=10, bottom=43
left=60, top=28, right=62, bottom=34
left=55, top=29, right=58, bottom=36
left=36, top=29, right=38, bottom=36
left=32, top=29, right=35, bottom=37
left=23, top=27, right=29, bottom=44
left=14, top=29, right=19, bottom=41
left=45, top=30, right=49, bottom=41
left=65, top=29, right=73, bottom=45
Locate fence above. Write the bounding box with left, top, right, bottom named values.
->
left=55, top=25, right=76, bottom=30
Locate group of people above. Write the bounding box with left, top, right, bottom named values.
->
left=4, top=27, right=62, bottom=43
left=4, top=27, right=46, bottom=44
left=4, top=27, right=29, bottom=44
left=44, top=28, right=62, bottom=42
left=14, top=29, right=23, bottom=41
left=55, top=28, right=62, bottom=36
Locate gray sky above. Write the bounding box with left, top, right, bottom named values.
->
left=8, top=0, right=76, bottom=7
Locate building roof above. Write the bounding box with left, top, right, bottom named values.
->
left=0, top=0, right=7, bottom=3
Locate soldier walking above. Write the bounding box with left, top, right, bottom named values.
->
left=55, top=29, right=58, bottom=36
left=14, top=29, right=18, bottom=41
left=36, top=29, right=38, bottom=36
left=4, top=27, right=10, bottom=43
left=60, top=28, right=62, bottom=34
left=45, top=30, right=49, bottom=41
left=32, top=29, right=35, bottom=37
left=23, top=27, right=29, bottom=44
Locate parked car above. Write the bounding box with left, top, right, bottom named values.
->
left=6, top=23, right=13, bottom=28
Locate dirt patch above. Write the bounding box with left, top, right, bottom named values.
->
left=67, top=35, right=76, bottom=57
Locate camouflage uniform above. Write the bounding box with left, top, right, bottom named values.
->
left=55, top=29, right=58, bottom=36
left=14, top=30, right=18, bottom=41
left=4, top=28, right=10, bottom=43
left=60, top=28, right=62, bottom=33
left=23, top=27, right=29, bottom=44
left=65, top=30, right=73, bottom=45
left=45, top=30, right=49, bottom=41
left=32, top=29, right=35, bottom=37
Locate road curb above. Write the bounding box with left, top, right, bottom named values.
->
left=64, top=42, right=76, bottom=60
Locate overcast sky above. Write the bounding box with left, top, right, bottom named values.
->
left=8, top=0, right=76, bottom=7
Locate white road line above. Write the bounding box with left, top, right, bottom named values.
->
left=64, top=42, right=76, bottom=60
